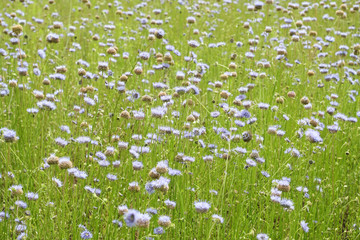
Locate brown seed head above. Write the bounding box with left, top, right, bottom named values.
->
left=47, top=155, right=59, bottom=165
left=233, top=99, right=242, bottom=106
left=158, top=91, right=166, bottom=98
left=120, top=75, right=128, bottom=82
left=287, top=91, right=296, bottom=98
left=187, top=99, right=195, bottom=106
left=340, top=4, right=347, bottom=10
left=107, top=47, right=117, bottom=55
left=149, top=169, right=160, bottom=179
left=58, top=160, right=73, bottom=169
left=295, top=20, right=303, bottom=27
left=128, top=185, right=140, bottom=192
left=276, top=97, right=284, bottom=104
left=120, top=110, right=131, bottom=119
left=277, top=184, right=291, bottom=192
left=11, top=25, right=23, bottom=35
left=220, top=74, right=228, bottom=80
left=141, top=95, right=153, bottom=102
left=43, top=79, right=51, bottom=85
left=309, top=31, right=317, bottom=37
left=307, top=70, right=315, bottom=76
left=242, top=131, right=252, bottom=142
left=228, top=62, right=237, bottom=69
left=220, top=91, right=229, bottom=99
left=300, top=96, right=310, bottom=105
left=78, top=68, right=86, bottom=76
left=186, top=115, right=196, bottom=122
left=134, top=67, right=143, bottom=75
left=310, top=119, right=318, bottom=127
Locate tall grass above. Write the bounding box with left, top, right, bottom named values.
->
left=0, top=0, right=360, bottom=239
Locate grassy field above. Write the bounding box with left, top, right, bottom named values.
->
left=1, top=0, right=360, bottom=239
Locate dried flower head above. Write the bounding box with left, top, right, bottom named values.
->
left=11, top=25, right=23, bottom=35
left=58, top=157, right=73, bottom=169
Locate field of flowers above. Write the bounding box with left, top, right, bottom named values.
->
left=1, top=0, right=360, bottom=239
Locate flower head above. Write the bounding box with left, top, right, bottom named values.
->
left=256, top=233, right=269, bottom=240
left=80, top=230, right=93, bottom=239
left=2, top=129, right=19, bottom=142
left=212, top=214, right=224, bottom=223
left=194, top=200, right=211, bottom=213
left=300, top=220, right=309, bottom=233
left=158, top=215, right=171, bottom=227
left=124, top=209, right=140, bottom=227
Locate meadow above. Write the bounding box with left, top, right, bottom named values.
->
left=0, top=0, right=360, bottom=239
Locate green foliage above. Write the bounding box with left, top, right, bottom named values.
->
left=0, top=0, right=360, bottom=239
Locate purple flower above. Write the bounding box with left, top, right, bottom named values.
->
left=300, top=220, right=309, bottom=233
left=80, top=230, right=93, bottom=239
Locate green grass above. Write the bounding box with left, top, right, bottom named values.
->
left=1, top=0, right=360, bottom=239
